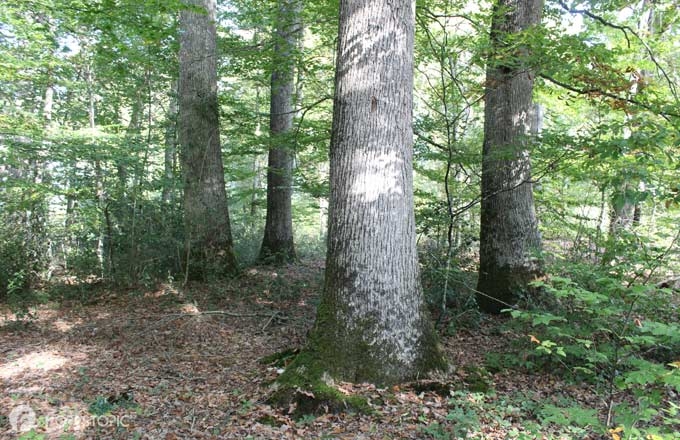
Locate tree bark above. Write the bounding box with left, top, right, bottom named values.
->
left=119, top=90, right=144, bottom=194
left=43, top=81, right=54, bottom=124
left=476, top=0, right=544, bottom=314
left=179, top=0, right=238, bottom=279
left=162, top=81, right=178, bottom=204
left=295, top=0, right=445, bottom=385
left=259, top=0, right=301, bottom=264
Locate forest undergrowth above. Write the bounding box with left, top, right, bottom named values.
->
left=2, top=260, right=678, bottom=439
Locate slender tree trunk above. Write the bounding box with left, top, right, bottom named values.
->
left=162, top=81, right=178, bottom=204
left=259, top=0, right=300, bottom=263
left=609, top=184, right=636, bottom=233
left=85, top=64, right=110, bottom=278
left=119, top=90, right=144, bottom=194
left=179, top=0, right=238, bottom=280
left=43, top=74, right=54, bottom=125
left=290, top=0, right=444, bottom=385
left=250, top=156, right=261, bottom=217
left=87, top=65, right=96, bottom=131
left=249, top=86, right=263, bottom=218
left=607, top=2, right=658, bottom=247
left=476, top=0, right=544, bottom=314
left=65, top=182, right=77, bottom=254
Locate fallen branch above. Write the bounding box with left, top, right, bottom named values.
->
left=262, top=311, right=284, bottom=332
left=163, top=310, right=285, bottom=319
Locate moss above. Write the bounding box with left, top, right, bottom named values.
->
left=298, top=291, right=447, bottom=385
left=257, top=415, right=283, bottom=427
left=414, top=302, right=449, bottom=374
left=268, top=351, right=372, bottom=417
left=258, top=348, right=300, bottom=367
left=269, top=312, right=446, bottom=415
left=269, top=262, right=448, bottom=412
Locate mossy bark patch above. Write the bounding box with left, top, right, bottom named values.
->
left=268, top=351, right=372, bottom=417
left=259, top=348, right=300, bottom=368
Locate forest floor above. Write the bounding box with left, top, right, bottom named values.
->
left=0, top=261, right=635, bottom=439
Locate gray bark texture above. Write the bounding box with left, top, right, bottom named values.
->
left=259, top=0, right=300, bottom=264
left=43, top=83, right=54, bottom=124
left=304, top=0, right=445, bottom=385
left=609, top=184, right=636, bottom=233
left=179, top=0, right=237, bottom=279
left=162, top=81, right=178, bottom=204
left=476, top=0, right=544, bottom=314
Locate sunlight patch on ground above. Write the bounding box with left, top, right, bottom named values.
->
left=144, top=283, right=180, bottom=298
left=52, top=317, right=82, bottom=332
left=0, top=350, right=70, bottom=379
left=180, top=303, right=200, bottom=314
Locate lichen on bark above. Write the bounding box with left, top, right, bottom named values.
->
left=269, top=0, right=447, bottom=411
left=269, top=285, right=446, bottom=413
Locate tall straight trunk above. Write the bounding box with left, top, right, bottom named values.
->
left=249, top=85, right=263, bottom=218
left=476, top=0, right=544, bottom=314
left=162, top=81, right=178, bottom=204
left=259, top=0, right=300, bottom=263
left=608, top=3, right=659, bottom=237
left=289, top=0, right=444, bottom=385
left=179, top=0, right=238, bottom=279
left=85, top=64, right=110, bottom=277
left=609, top=183, right=636, bottom=233
left=119, top=91, right=144, bottom=193
left=43, top=77, right=54, bottom=125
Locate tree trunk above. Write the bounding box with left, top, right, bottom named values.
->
left=476, top=0, right=544, bottom=314
left=43, top=81, right=54, bottom=125
left=119, top=90, right=144, bottom=194
left=606, top=2, right=659, bottom=252
left=259, top=0, right=300, bottom=264
left=84, top=64, right=111, bottom=278
left=179, top=0, right=238, bottom=279
left=162, top=81, right=178, bottom=204
left=609, top=183, right=636, bottom=233
left=291, top=0, right=445, bottom=385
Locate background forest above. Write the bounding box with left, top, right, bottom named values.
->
left=1, top=0, right=679, bottom=438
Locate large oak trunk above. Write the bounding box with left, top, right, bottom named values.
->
left=259, top=0, right=300, bottom=264
left=179, top=0, right=237, bottom=279
left=476, top=0, right=544, bottom=314
left=298, top=0, right=444, bottom=385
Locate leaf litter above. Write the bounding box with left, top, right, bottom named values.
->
left=0, top=262, right=626, bottom=439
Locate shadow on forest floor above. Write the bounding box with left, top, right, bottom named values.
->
left=0, top=261, right=639, bottom=439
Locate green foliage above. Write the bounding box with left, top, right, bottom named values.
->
left=419, top=243, right=481, bottom=333
left=538, top=404, right=600, bottom=431
left=507, top=268, right=680, bottom=436
left=88, top=396, right=116, bottom=416
left=17, top=430, right=46, bottom=440
left=0, top=210, right=46, bottom=319
left=420, top=392, right=482, bottom=439
left=88, top=392, right=137, bottom=416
